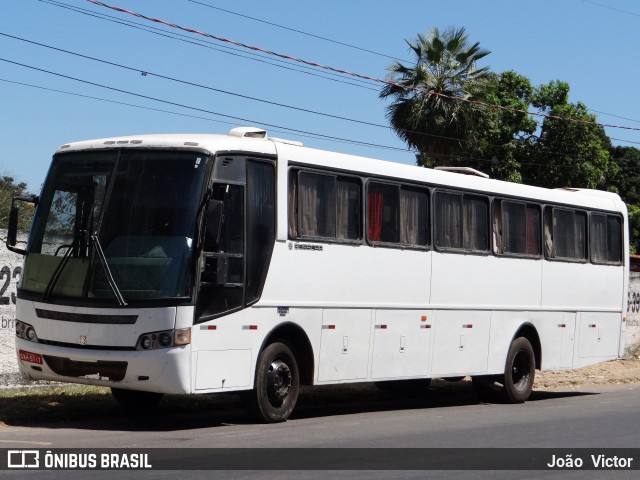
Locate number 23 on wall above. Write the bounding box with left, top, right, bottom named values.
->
left=0, top=266, right=22, bottom=305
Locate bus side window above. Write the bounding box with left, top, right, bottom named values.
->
left=500, top=201, right=541, bottom=256
left=591, top=213, right=622, bottom=264
left=547, top=207, right=587, bottom=261
left=435, top=192, right=488, bottom=252
left=289, top=169, right=361, bottom=242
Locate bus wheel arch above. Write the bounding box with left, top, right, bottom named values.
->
left=244, top=323, right=314, bottom=423
left=260, top=322, right=314, bottom=386
left=473, top=323, right=540, bottom=404
left=513, top=323, right=542, bottom=370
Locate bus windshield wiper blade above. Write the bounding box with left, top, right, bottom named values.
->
left=42, top=238, right=78, bottom=302
left=91, top=234, right=128, bottom=307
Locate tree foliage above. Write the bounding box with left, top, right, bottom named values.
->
left=379, top=27, right=491, bottom=166
left=382, top=27, right=640, bottom=249
left=0, top=175, right=35, bottom=232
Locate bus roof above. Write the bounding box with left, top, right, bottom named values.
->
left=56, top=127, right=625, bottom=213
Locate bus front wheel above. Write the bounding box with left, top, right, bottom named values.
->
left=244, top=341, right=300, bottom=423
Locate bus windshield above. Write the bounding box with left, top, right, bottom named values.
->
left=22, top=149, right=209, bottom=304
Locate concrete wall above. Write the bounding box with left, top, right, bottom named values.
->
left=625, top=272, right=640, bottom=357
left=0, top=229, right=27, bottom=385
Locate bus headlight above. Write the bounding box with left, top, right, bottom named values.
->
left=15, top=320, right=39, bottom=343
left=136, top=328, right=191, bottom=351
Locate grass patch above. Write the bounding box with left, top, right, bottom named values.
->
left=0, top=384, right=246, bottom=427
left=0, top=385, right=114, bottom=426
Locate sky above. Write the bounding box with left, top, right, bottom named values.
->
left=1, top=0, right=640, bottom=193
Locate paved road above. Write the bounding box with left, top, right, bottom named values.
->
left=1, top=381, right=639, bottom=479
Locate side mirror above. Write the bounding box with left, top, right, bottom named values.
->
left=6, top=195, right=38, bottom=255
left=7, top=205, right=19, bottom=247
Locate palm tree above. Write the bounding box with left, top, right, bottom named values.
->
left=380, top=27, right=491, bottom=166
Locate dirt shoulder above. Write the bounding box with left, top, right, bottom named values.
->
left=534, top=356, right=640, bottom=389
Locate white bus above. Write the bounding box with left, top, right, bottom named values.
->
left=7, top=127, right=628, bottom=422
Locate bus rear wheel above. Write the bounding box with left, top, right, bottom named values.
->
left=472, top=337, right=535, bottom=404
left=503, top=336, right=535, bottom=403
left=111, top=388, right=164, bottom=410
left=244, top=342, right=300, bottom=423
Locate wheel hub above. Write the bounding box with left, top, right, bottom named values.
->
left=512, top=350, right=531, bottom=388
left=266, top=359, right=292, bottom=407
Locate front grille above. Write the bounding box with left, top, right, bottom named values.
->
left=39, top=339, right=135, bottom=351
left=36, top=309, right=138, bottom=324
left=43, top=355, right=127, bottom=381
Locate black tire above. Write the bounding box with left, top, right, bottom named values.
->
left=503, top=336, right=535, bottom=403
left=244, top=342, right=299, bottom=423
left=472, top=337, right=535, bottom=404
left=374, top=378, right=431, bottom=396
left=111, top=388, right=163, bottom=410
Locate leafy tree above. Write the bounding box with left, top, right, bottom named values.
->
left=0, top=175, right=35, bottom=232
left=379, top=27, right=491, bottom=166
left=607, top=146, right=640, bottom=205
left=517, top=81, right=611, bottom=189
left=627, top=204, right=640, bottom=254
left=466, top=71, right=538, bottom=182
left=606, top=146, right=640, bottom=253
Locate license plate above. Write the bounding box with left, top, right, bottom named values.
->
left=19, top=350, right=43, bottom=365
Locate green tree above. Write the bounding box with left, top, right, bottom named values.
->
left=607, top=146, right=640, bottom=205
left=606, top=146, right=640, bottom=253
left=0, top=175, right=35, bottom=232
left=627, top=204, right=640, bottom=254
left=379, top=27, right=491, bottom=167
left=519, top=81, right=611, bottom=189
left=467, top=71, right=538, bottom=182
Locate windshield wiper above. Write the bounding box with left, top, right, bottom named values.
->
left=91, top=234, right=127, bottom=307
left=42, top=236, right=80, bottom=302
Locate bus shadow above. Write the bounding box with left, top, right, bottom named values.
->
left=290, top=381, right=597, bottom=420
left=0, top=380, right=598, bottom=431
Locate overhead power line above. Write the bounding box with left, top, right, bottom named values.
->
left=5, top=75, right=618, bottom=172
left=1, top=31, right=543, bottom=153
left=41, top=0, right=636, bottom=130
left=0, top=77, right=389, bottom=148
left=580, top=0, right=640, bottom=17
left=0, top=56, right=411, bottom=152
left=37, top=0, right=379, bottom=91
left=0, top=32, right=385, bottom=129
left=85, top=0, right=640, bottom=134
left=186, top=0, right=408, bottom=63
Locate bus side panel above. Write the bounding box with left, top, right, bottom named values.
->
left=430, top=310, right=491, bottom=377
left=430, top=254, right=542, bottom=308
left=531, top=311, right=576, bottom=371
left=370, top=309, right=432, bottom=380
left=574, top=311, right=622, bottom=368
left=260, top=242, right=431, bottom=309
left=317, top=309, right=372, bottom=383
left=541, top=262, right=623, bottom=310
left=484, top=311, right=535, bottom=374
